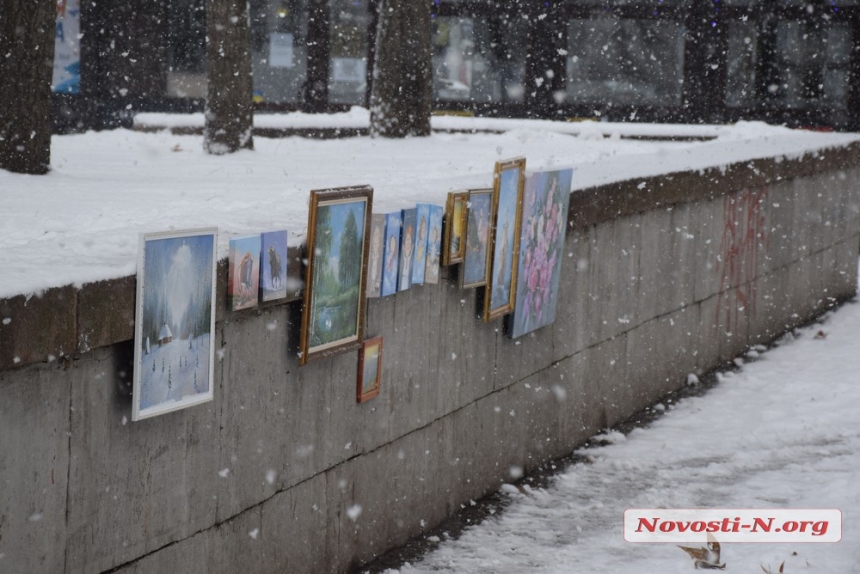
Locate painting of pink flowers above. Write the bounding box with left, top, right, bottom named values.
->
left=508, top=168, right=573, bottom=338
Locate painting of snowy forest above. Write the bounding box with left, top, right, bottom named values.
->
left=133, top=228, right=217, bottom=420
left=300, top=186, right=372, bottom=365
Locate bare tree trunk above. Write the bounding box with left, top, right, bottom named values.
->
left=204, top=0, right=254, bottom=154
left=369, top=0, right=431, bottom=138
left=0, top=0, right=56, bottom=174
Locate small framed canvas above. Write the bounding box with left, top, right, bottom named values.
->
left=425, top=204, right=443, bottom=284
left=228, top=235, right=262, bottom=311
left=366, top=214, right=385, bottom=298
left=356, top=336, right=382, bottom=403
left=260, top=230, right=288, bottom=302
left=133, top=228, right=217, bottom=421
left=484, top=158, right=526, bottom=322
left=443, top=191, right=468, bottom=265
left=412, top=203, right=431, bottom=285
left=300, top=185, right=373, bottom=366
left=399, top=208, right=416, bottom=291
left=461, top=189, right=492, bottom=289
left=381, top=211, right=402, bottom=297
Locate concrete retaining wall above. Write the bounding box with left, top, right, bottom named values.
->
left=1, top=145, right=858, bottom=573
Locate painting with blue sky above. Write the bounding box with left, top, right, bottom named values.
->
left=381, top=212, right=401, bottom=297
left=307, top=196, right=368, bottom=352
left=486, top=158, right=525, bottom=320
left=425, top=204, right=443, bottom=284
left=412, top=203, right=430, bottom=285
left=399, top=208, right=416, bottom=291
left=462, top=190, right=491, bottom=288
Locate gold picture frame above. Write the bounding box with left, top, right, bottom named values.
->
left=299, top=185, right=373, bottom=366
left=356, top=335, right=383, bottom=403
left=443, top=191, right=468, bottom=266
left=484, top=158, right=526, bottom=322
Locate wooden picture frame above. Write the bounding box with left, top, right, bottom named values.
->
left=484, top=158, right=526, bottom=322
left=299, top=185, right=373, bottom=366
left=443, top=191, right=468, bottom=265
left=460, top=188, right=492, bottom=289
left=132, top=227, right=217, bottom=421
left=356, top=336, right=383, bottom=403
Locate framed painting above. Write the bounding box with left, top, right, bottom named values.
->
left=366, top=214, right=385, bottom=298
left=425, top=204, right=443, bottom=284
left=132, top=228, right=217, bottom=421
left=260, top=230, right=288, bottom=302
left=461, top=189, right=492, bottom=289
left=228, top=235, right=261, bottom=311
left=399, top=208, right=416, bottom=291
left=443, top=191, right=468, bottom=266
left=356, top=336, right=383, bottom=403
left=381, top=211, right=402, bottom=297
left=484, top=158, right=526, bottom=322
left=412, top=203, right=430, bottom=285
left=508, top=168, right=573, bottom=338
left=299, top=185, right=373, bottom=366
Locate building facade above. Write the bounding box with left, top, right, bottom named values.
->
left=52, top=0, right=860, bottom=131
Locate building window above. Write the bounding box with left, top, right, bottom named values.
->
left=328, top=0, right=370, bottom=105
left=167, top=0, right=207, bottom=98
left=250, top=0, right=309, bottom=104
left=432, top=14, right=527, bottom=104
left=566, top=18, right=686, bottom=107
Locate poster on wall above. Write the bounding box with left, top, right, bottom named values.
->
left=508, top=168, right=573, bottom=339
left=332, top=58, right=367, bottom=83
left=53, top=0, right=81, bottom=93
left=269, top=33, right=294, bottom=68
left=484, top=158, right=525, bottom=321
left=299, top=186, right=373, bottom=366
left=133, top=228, right=217, bottom=421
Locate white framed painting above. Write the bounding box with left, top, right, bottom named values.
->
left=133, top=228, right=218, bottom=421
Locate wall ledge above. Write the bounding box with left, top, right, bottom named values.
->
left=2, top=142, right=858, bottom=371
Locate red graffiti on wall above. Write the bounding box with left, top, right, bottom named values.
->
left=715, top=187, right=769, bottom=331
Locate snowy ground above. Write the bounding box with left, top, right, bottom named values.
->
left=377, top=282, right=860, bottom=573
left=1, top=115, right=858, bottom=299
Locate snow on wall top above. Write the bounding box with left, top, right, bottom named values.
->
left=0, top=116, right=857, bottom=299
